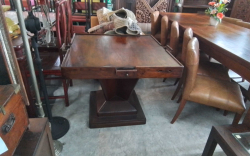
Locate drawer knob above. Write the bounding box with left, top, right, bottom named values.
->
left=2, top=113, right=15, bottom=135
left=126, top=73, right=129, bottom=77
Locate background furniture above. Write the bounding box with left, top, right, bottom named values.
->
left=231, top=0, right=250, bottom=22
left=113, top=0, right=173, bottom=13
left=179, top=0, right=235, bottom=17
left=202, top=107, right=250, bottom=156
left=14, top=118, right=55, bottom=156
left=61, top=34, right=183, bottom=128
left=0, top=84, right=29, bottom=156
left=160, top=13, right=250, bottom=84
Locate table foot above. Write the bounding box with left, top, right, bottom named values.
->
left=89, top=90, right=146, bottom=128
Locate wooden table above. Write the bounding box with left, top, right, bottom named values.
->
left=202, top=125, right=250, bottom=156
left=160, top=13, right=250, bottom=82
left=61, top=34, right=183, bottom=128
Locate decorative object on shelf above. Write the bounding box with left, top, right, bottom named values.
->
left=205, top=0, right=230, bottom=26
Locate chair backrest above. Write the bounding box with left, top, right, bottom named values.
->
left=70, top=0, right=89, bottom=16
left=150, top=11, right=160, bottom=36
left=169, top=21, right=179, bottom=56
left=56, top=0, right=68, bottom=48
left=223, top=17, right=242, bottom=24
left=182, top=37, right=199, bottom=99
left=161, top=15, right=169, bottom=46
left=181, top=27, right=193, bottom=64
left=235, top=21, right=250, bottom=29
left=91, top=0, right=106, bottom=16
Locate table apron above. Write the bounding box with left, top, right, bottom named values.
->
left=61, top=67, right=183, bottom=79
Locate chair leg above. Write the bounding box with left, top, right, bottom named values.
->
left=62, top=80, right=69, bottom=107
left=171, top=77, right=184, bottom=100
left=171, top=99, right=187, bottom=124
left=177, top=93, right=182, bottom=103
left=70, top=79, right=73, bottom=86
left=174, top=78, right=179, bottom=85
left=232, top=113, right=243, bottom=126
left=223, top=110, right=228, bottom=116
left=163, top=78, right=167, bottom=82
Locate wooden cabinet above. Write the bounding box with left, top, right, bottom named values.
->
left=0, top=84, right=29, bottom=156
left=14, top=118, right=55, bottom=156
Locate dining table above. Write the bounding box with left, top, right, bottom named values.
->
left=61, top=34, right=183, bottom=128
left=160, top=13, right=250, bottom=83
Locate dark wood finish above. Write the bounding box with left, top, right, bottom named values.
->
left=62, top=35, right=183, bottom=79
left=14, top=118, right=55, bottom=156
left=0, top=84, right=29, bottom=156
left=160, top=13, right=250, bottom=82
left=91, top=0, right=106, bottom=15
left=202, top=125, right=250, bottom=156
left=61, top=34, right=183, bottom=128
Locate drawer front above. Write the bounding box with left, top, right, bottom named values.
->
left=0, top=94, right=28, bottom=156
left=62, top=67, right=183, bottom=79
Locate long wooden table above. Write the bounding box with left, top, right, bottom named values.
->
left=61, top=34, right=183, bottom=128
left=160, top=13, right=250, bottom=82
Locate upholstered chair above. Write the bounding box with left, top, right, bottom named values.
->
left=170, top=37, right=246, bottom=125
left=223, top=17, right=242, bottom=24
left=171, top=28, right=230, bottom=101
left=150, top=11, right=169, bottom=45
left=151, top=11, right=161, bottom=42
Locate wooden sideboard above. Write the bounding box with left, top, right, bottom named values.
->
left=14, top=118, right=55, bottom=156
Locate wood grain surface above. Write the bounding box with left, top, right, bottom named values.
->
left=61, top=34, right=183, bottom=79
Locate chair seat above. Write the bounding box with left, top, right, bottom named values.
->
left=27, top=52, right=61, bottom=75
left=188, top=75, right=245, bottom=114
left=40, top=52, right=61, bottom=72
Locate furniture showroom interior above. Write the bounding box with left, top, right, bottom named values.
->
left=1, top=0, right=250, bottom=155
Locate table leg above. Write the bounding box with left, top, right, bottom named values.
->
left=89, top=79, right=146, bottom=128
left=202, top=128, right=218, bottom=156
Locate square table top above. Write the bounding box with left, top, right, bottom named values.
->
left=62, top=35, right=181, bottom=68
left=61, top=35, right=183, bottom=79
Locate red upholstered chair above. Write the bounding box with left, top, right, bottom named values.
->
left=170, top=37, right=246, bottom=125
left=21, top=0, right=72, bottom=107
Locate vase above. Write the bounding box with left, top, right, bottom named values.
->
left=209, top=17, right=219, bottom=26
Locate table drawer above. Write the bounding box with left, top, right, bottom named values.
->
left=62, top=67, right=183, bottom=79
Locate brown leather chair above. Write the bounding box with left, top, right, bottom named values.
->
left=170, top=37, right=246, bottom=125
left=150, top=11, right=169, bottom=46
left=171, top=28, right=230, bottom=101
left=223, top=17, right=242, bottom=24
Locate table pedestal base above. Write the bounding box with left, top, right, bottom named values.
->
left=89, top=90, right=146, bottom=128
